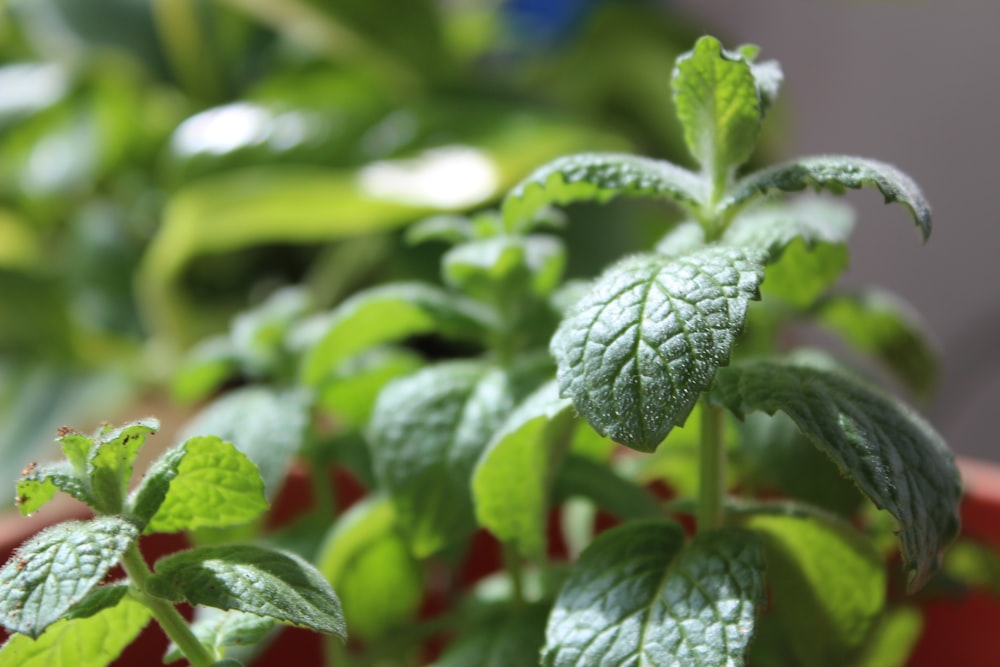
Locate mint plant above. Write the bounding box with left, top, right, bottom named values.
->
left=298, top=36, right=960, bottom=666
left=0, top=420, right=345, bottom=666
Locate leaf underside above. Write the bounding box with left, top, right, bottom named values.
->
left=551, top=247, right=764, bottom=451
left=542, top=521, right=765, bottom=667
left=502, top=153, right=702, bottom=228
left=710, top=358, right=961, bottom=590
left=723, top=156, right=932, bottom=240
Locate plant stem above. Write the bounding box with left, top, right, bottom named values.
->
left=503, top=542, right=525, bottom=607
left=697, top=396, right=726, bottom=533
left=121, top=544, right=216, bottom=667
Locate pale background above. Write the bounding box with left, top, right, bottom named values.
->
left=669, top=0, right=1000, bottom=461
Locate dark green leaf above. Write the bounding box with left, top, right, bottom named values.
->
left=435, top=602, right=549, bottom=667
left=472, top=381, right=574, bottom=558
left=747, top=514, right=885, bottom=666
left=64, top=584, right=129, bottom=620
left=0, top=593, right=151, bottom=667
left=672, top=35, right=760, bottom=181
left=368, top=361, right=514, bottom=556
left=0, top=517, right=139, bottom=638
left=542, top=522, right=765, bottom=666
left=147, top=544, right=345, bottom=637
left=130, top=435, right=268, bottom=534
left=177, top=387, right=309, bottom=497
left=299, top=283, right=493, bottom=387
left=16, top=461, right=92, bottom=515
left=814, top=289, right=939, bottom=397
left=551, top=247, right=764, bottom=451
left=722, top=156, right=932, bottom=240
left=503, top=153, right=703, bottom=228
left=316, top=496, right=422, bottom=641
left=709, top=358, right=961, bottom=590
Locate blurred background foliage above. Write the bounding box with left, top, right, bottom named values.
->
left=0, top=0, right=721, bottom=495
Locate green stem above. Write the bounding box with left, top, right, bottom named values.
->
left=503, top=542, right=525, bottom=607
left=307, top=459, right=337, bottom=522
left=121, top=545, right=216, bottom=667
left=697, top=396, right=726, bottom=533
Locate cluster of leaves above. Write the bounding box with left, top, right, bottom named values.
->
left=0, top=34, right=963, bottom=667
left=0, top=420, right=344, bottom=666
left=0, top=0, right=703, bottom=488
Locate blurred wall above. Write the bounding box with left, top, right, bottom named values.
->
left=669, top=0, right=1000, bottom=461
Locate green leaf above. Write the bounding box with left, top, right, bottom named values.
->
left=86, top=419, right=159, bottom=514
left=164, top=608, right=275, bottom=664
left=442, top=234, right=566, bottom=300
left=434, top=602, right=549, bottom=667
left=147, top=544, right=345, bottom=638
left=653, top=221, right=706, bottom=258
left=709, top=358, right=962, bottom=590
left=542, top=521, right=765, bottom=666
left=722, top=156, right=932, bottom=240
left=177, top=387, right=309, bottom=497
left=316, top=496, right=422, bottom=641
left=16, top=461, right=92, bottom=515
left=472, top=381, right=574, bottom=558
left=64, top=585, right=129, bottom=620
left=551, top=247, right=764, bottom=451
left=747, top=513, right=885, bottom=667
left=671, top=35, right=760, bottom=182
left=0, top=593, right=151, bottom=667
left=855, top=608, right=923, bottom=667
left=368, top=361, right=515, bottom=556
left=299, top=283, right=493, bottom=387
left=131, top=435, right=268, bottom=534
left=229, top=286, right=312, bottom=378
left=553, top=454, right=663, bottom=521
left=406, top=214, right=474, bottom=245
left=814, top=289, right=939, bottom=397
left=502, top=153, right=703, bottom=229
left=172, top=336, right=240, bottom=404
left=316, top=347, right=425, bottom=429
left=0, top=516, right=139, bottom=638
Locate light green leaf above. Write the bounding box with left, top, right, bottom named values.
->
left=16, top=461, right=92, bottom=515
left=406, top=214, right=474, bottom=245
left=722, top=156, right=932, bottom=240
left=229, top=287, right=312, bottom=377
left=758, top=239, right=847, bottom=308
left=172, top=336, right=240, bottom=404
left=316, top=347, right=424, bottom=429
left=0, top=517, right=139, bottom=638
left=553, top=454, right=663, bottom=521
left=551, top=247, right=764, bottom=451
left=316, top=496, right=422, bottom=641
left=671, top=35, right=760, bottom=182
left=147, top=544, right=345, bottom=637
left=814, top=289, right=939, bottom=397
left=542, top=521, right=765, bottom=667
left=442, top=234, right=566, bottom=299
left=502, top=153, right=703, bottom=229
left=434, top=602, right=549, bottom=667
left=164, top=608, right=275, bottom=664
left=723, top=200, right=855, bottom=261
left=472, top=381, right=574, bottom=558
left=856, top=608, right=923, bottom=667
left=299, top=283, right=493, bottom=387
left=86, top=419, right=159, bottom=514
left=177, top=387, right=309, bottom=497
left=0, top=593, right=151, bottom=667
left=132, top=435, right=268, bottom=534
left=709, top=358, right=961, bottom=590
left=368, top=361, right=515, bottom=556
left=747, top=514, right=885, bottom=666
